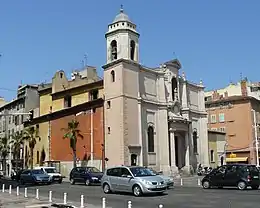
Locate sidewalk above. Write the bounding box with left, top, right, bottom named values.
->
left=0, top=191, right=103, bottom=208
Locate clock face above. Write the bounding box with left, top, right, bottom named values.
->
left=173, top=105, right=179, bottom=114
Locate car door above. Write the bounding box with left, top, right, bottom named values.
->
left=75, top=168, right=84, bottom=182
left=118, top=168, right=133, bottom=192
left=23, top=170, right=32, bottom=183
left=211, top=166, right=226, bottom=186
left=108, top=168, right=121, bottom=191
left=223, top=165, right=238, bottom=186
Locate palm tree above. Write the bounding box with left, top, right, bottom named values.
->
left=0, top=137, right=10, bottom=175
left=10, top=131, right=24, bottom=171
left=62, top=119, right=83, bottom=168
left=23, top=127, right=38, bottom=169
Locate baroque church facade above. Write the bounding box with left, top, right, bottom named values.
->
left=103, top=8, right=209, bottom=175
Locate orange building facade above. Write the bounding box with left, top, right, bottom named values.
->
left=206, top=96, right=260, bottom=164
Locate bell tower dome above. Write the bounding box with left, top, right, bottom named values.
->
left=105, top=6, right=140, bottom=64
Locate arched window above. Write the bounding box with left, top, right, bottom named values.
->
left=210, top=150, right=214, bottom=162
left=130, top=40, right=135, bottom=60
left=147, top=126, right=155, bottom=152
left=193, top=130, right=198, bottom=154
left=111, top=70, right=115, bottom=82
left=110, top=40, right=117, bottom=60
left=171, top=77, right=177, bottom=101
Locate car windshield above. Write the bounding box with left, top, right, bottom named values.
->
left=45, top=168, right=57, bottom=173
left=32, top=170, right=45, bottom=175
left=130, top=167, right=156, bottom=177
left=87, top=167, right=101, bottom=173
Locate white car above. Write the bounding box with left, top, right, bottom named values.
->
left=34, top=167, right=63, bottom=183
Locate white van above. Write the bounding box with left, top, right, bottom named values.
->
left=34, top=166, right=62, bottom=183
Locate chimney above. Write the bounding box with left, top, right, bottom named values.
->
left=224, top=91, right=228, bottom=98
left=241, top=80, right=248, bottom=96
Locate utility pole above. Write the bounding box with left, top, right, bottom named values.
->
left=252, top=109, right=259, bottom=167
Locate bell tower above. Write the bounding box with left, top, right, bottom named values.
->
left=105, top=6, right=140, bottom=63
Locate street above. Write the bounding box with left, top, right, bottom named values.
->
left=0, top=179, right=259, bottom=208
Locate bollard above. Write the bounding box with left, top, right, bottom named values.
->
left=180, top=178, right=183, bottom=186
left=16, top=186, right=19, bottom=196
left=128, top=201, right=132, bottom=208
left=102, top=197, right=106, bottom=208
left=2, top=184, right=5, bottom=193
left=49, top=191, right=52, bottom=203
left=9, top=185, right=12, bottom=194
left=36, top=189, right=39, bottom=199
left=80, top=195, right=84, bottom=208
left=63, top=193, right=67, bottom=205
left=24, top=188, right=28, bottom=198
left=198, top=178, right=201, bottom=186
left=159, top=205, right=164, bottom=208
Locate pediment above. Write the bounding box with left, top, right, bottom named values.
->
left=164, top=59, right=182, bottom=70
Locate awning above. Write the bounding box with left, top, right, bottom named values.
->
left=226, top=157, right=248, bottom=162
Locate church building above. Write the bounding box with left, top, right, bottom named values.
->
left=103, top=7, right=209, bottom=175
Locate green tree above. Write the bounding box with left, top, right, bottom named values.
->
left=62, top=119, right=83, bottom=168
left=23, top=126, right=38, bottom=169
left=10, top=131, right=24, bottom=171
left=0, top=137, right=10, bottom=175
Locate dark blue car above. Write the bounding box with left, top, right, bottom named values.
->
left=69, top=167, right=103, bottom=186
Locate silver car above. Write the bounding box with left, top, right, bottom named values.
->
left=101, top=166, right=167, bottom=197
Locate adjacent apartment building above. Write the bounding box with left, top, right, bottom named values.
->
left=24, top=66, right=104, bottom=176
left=205, top=88, right=260, bottom=164
left=103, top=8, right=209, bottom=175
left=0, top=85, right=39, bottom=176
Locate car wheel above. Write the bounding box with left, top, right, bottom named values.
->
left=85, top=179, right=90, bottom=186
left=103, top=183, right=111, bottom=194
left=252, top=185, right=259, bottom=190
left=58, top=179, right=62, bottom=184
left=70, top=178, right=75, bottom=185
left=202, top=180, right=211, bottom=189
left=237, top=181, right=247, bottom=190
left=132, top=185, right=142, bottom=197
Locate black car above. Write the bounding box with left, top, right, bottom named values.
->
left=69, top=167, right=103, bottom=186
left=202, top=164, right=260, bottom=190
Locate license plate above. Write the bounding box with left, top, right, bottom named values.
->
left=253, top=176, right=259, bottom=179
left=156, top=185, right=163, bottom=188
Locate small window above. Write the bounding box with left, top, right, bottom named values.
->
left=210, top=150, right=214, bottom=162
left=111, top=70, right=115, bottom=82
left=210, top=114, right=217, bottom=123
left=107, top=101, right=111, bottom=109
left=122, top=22, right=124, bottom=26
left=89, top=90, right=99, bottom=101
left=64, top=96, right=72, bottom=108
left=37, top=151, right=40, bottom=164
left=193, top=131, right=198, bottom=154
left=219, top=113, right=225, bottom=123
left=60, top=73, right=63, bottom=78
left=108, top=127, right=111, bottom=134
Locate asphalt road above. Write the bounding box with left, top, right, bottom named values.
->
left=1, top=179, right=260, bottom=208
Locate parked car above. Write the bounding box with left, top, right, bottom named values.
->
left=101, top=166, right=167, bottom=197
left=201, top=164, right=260, bottom=190
left=34, top=166, right=63, bottom=183
left=20, top=169, right=51, bottom=185
left=69, top=167, right=103, bottom=186
left=149, top=168, right=174, bottom=189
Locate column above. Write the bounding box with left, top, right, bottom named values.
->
left=170, top=130, right=178, bottom=174
left=185, top=131, right=190, bottom=169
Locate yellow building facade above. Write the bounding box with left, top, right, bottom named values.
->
left=24, top=67, right=104, bottom=168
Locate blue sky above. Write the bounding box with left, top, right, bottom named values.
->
left=0, top=0, right=259, bottom=101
